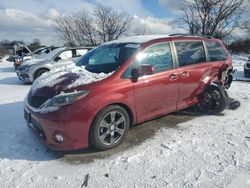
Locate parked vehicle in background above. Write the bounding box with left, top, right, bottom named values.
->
left=17, top=46, right=93, bottom=83
left=14, top=47, right=58, bottom=70
left=24, top=35, right=233, bottom=151
left=4, top=44, right=32, bottom=64
left=6, top=56, right=18, bottom=62
left=244, top=57, right=250, bottom=77
left=32, top=47, right=56, bottom=57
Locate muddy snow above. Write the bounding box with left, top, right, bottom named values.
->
left=0, top=56, right=250, bottom=187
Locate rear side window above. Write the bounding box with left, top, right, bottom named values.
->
left=175, top=41, right=206, bottom=66
left=58, top=50, right=73, bottom=60
left=135, top=42, right=173, bottom=73
left=206, top=41, right=226, bottom=61
left=76, top=49, right=88, bottom=56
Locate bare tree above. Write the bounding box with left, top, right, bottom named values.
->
left=94, top=3, right=131, bottom=42
left=241, top=20, right=250, bottom=33
left=54, top=16, right=76, bottom=46
left=74, top=11, right=97, bottom=46
left=132, top=21, right=147, bottom=36
left=54, top=4, right=132, bottom=46
left=179, top=0, right=245, bottom=38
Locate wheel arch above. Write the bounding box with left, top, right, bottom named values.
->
left=91, top=102, right=135, bottom=128
left=111, top=103, right=134, bottom=127
left=34, top=67, right=50, bottom=79
left=88, top=102, right=135, bottom=149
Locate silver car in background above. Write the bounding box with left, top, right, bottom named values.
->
left=16, top=47, right=93, bottom=83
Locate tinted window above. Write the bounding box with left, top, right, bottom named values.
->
left=175, top=41, right=206, bottom=66
left=206, top=41, right=226, bottom=61
left=89, top=48, right=120, bottom=65
left=135, top=43, right=173, bottom=73
left=76, top=43, right=139, bottom=73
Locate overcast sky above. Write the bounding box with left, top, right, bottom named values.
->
left=0, top=0, right=249, bottom=46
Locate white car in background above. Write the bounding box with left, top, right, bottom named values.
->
left=14, top=47, right=58, bottom=70
left=16, top=46, right=93, bottom=83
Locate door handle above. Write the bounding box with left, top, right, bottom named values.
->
left=181, top=71, right=189, bottom=77
left=169, top=74, right=178, bottom=80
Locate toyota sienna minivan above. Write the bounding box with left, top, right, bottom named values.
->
left=24, top=35, right=233, bottom=151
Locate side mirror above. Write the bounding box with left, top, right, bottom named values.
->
left=131, top=64, right=154, bottom=82
left=139, top=64, right=154, bottom=76
left=54, top=56, right=62, bottom=62
left=131, top=68, right=139, bottom=82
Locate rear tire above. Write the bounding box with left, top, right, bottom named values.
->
left=89, top=105, right=130, bottom=150
left=35, top=69, right=48, bottom=80
left=198, top=84, right=228, bottom=115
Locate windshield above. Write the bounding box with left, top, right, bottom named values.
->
left=32, top=48, right=45, bottom=55
left=43, top=47, right=64, bottom=61
left=76, top=43, right=140, bottom=73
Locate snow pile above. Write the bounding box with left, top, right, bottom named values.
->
left=232, top=54, right=249, bottom=66
left=31, top=64, right=113, bottom=92
left=1, top=56, right=9, bottom=62
left=232, top=53, right=250, bottom=81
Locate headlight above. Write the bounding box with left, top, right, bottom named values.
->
left=24, top=66, right=30, bottom=72
left=40, top=90, right=89, bottom=109
left=18, top=65, right=30, bottom=72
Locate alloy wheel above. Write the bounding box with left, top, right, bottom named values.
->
left=98, top=111, right=126, bottom=146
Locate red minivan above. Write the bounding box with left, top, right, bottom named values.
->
left=24, top=35, right=233, bottom=150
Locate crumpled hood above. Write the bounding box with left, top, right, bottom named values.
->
left=30, top=64, right=113, bottom=97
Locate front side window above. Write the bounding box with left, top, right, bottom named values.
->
left=76, top=43, right=140, bottom=73
left=175, top=41, right=206, bottom=66
left=206, top=41, right=226, bottom=61
left=89, top=48, right=120, bottom=65
left=58, top=50, right=73, bottom=60
left=135, top=42, right=173, bottom=73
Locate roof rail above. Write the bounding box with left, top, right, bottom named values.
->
left=169, top=33, right=214, bottom=39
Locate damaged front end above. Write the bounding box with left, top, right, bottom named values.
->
left=219, top=64, right=234, bottom=89
left=219, top=64, right=241, bottom=110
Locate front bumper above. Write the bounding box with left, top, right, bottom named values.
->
left=16, top=70, right=33, bottom=83
left=24, top=97, right=92, bottom=151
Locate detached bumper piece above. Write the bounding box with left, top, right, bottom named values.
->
left=227, top=98, right=241, bottom=110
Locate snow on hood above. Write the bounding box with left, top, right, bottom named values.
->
left=31, top=64, right=113, bottom=93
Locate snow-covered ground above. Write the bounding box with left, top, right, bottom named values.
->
left=233, top=54, right=250, bottom=82
left=0, top=56, right=250, bottom=188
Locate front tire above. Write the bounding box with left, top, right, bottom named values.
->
left=89, top=105, right=130, bottom=150
left=198, top=84, right=228, bottom=115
